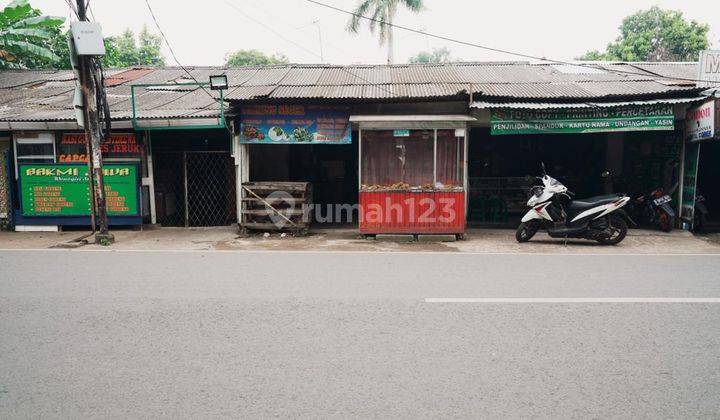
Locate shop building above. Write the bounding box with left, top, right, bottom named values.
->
left=0, top=133, right=10, bottom=227
left=468, top=99, right=699, bottom=226
left=683, top=97, right=720, bottom=231
left=0, top=67, right=231, bottom=230
left=0, top=62, right=713, bottom=234
left=225, top=62, right=707, bottom=235
left=229, top=100, right=471, bottom=235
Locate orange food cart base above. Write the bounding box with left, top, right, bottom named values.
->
left=359, top=191, right=466, bottom=234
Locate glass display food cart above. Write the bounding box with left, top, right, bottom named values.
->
left=358, top=123, right=468, bottom=235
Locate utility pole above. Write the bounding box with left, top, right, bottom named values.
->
left=76, top=0, right=113, bottom=244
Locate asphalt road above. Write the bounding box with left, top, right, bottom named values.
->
left=1, top=249, right=720, bottom=418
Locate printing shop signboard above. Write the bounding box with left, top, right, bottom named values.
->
left=240, top=105, right=352, bottom=144
left=490, top=105, right=675, bottom=135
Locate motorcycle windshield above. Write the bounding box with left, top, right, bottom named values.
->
left=545, top=176, right=563, bottom=187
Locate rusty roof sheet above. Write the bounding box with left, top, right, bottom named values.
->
left=0, top=62, right=704, bottom=122
left=104, top=68, right=155, bottom=87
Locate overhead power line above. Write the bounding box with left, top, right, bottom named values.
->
left=63, top=0, right=79, bottom=19
left=142, top=0, right=218, bottom=102
left=304, top=0, right=720, bottom=86
left=223, top=0, right=401, bottom=98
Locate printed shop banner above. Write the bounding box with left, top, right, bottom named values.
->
left=59, top=133, right=141, bottom=162
left=490, top=105, right=675, bottom=135
left=685, top=100, right=717, bottom=142
left=19, top=164, right=139, bottom=217
left=240, top=104, right=351, bottom=144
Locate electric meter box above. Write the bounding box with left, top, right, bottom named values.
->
left=70, top=22, right=105, bottom=56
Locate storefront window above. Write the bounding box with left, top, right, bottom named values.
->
left=361, top=129, right=433, bottom=189
left=15, top=132, right=55, bottom=166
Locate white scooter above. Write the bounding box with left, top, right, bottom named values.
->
left=516, top=164, right=632, bottom=245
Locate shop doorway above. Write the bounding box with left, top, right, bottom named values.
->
left=154, top=151, right=236, bottom=227
left=696, top=141, right=720, bottom=232
left=151, top=130, right=236, bottom=227
left=249, top=138, right=358, bottom=226
left=467, top=127, right=682, bottom=227
left=468, top=128, right=608, bottom=226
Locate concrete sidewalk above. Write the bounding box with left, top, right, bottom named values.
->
left=1, top=225, right=719, bottom=254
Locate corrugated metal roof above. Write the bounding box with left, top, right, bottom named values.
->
left=0, top=62, right=704, bottom=122
left=224, top=62, right=702, bottom=100
left=470, top=96, right=709, bottom=110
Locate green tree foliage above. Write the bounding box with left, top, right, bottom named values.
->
left=579, top=6, right=709, bottom=62
left=46, top=29, right=70, bottom=69
left=225, top=49, right=289, bottom=66
left=0, top=0, right=64, bottom=69
left=346, top=0, right=424, bottom=64
left=103, top=26, right=165, bottom=67
left=408, top=47, right=453, bottom=64
left=137, top=26, right=164, bottom=66
left=103, top=30, right=135, bottom=67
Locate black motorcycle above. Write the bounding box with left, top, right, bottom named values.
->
left=694, top=192, right=708, bottom=232
left=630, top=187, right=675, bottom=232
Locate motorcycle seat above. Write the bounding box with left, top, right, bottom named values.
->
left=568, top=194, right=623, bottom=213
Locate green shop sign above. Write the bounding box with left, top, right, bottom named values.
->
left=490, top=105, right=674, bottom=135
left=19, top=164, right=139, bottom=217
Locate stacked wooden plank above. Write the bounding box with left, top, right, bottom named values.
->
left=240, top=182, right=312, bottom=235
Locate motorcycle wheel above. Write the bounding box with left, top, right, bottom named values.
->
left=597, top=216, right=627, bottom=246
left=658, top=212, right=674, bottom=232
left=693, top=212, right=706, bottom=233
left=516, top=220, right=540, bottom=243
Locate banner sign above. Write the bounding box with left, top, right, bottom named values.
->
left=490, top=105, right=674, bottom=135
left=698, top=50, right=720, bottom=89
left=240, top=104, right=351, bottom=144
left=19, top=164, right=139, bottom=217
left=686, top=100, right=716, bottom=142
left=59, top=133, right=141, bottom=162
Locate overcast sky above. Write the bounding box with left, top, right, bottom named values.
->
left=37, top=0, right=720, bottom=65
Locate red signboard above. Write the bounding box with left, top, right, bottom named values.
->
left=359, top=191, right=466, bottom=234
left=59, top=133, right=141, bottom=162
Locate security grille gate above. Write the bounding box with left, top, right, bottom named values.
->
left=154, top=151, right=236, bottom=227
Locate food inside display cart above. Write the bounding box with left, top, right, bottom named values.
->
left=361, top=183, right=463, bottom=192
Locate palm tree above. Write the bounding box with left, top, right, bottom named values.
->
left=346, top=0, right=423, bottom=64
left=0, top=0, right=64, bottom=69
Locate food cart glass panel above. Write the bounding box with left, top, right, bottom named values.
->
left=436, top=129, right=464, bottom=188
left=361, top=129, right=434, bottom=190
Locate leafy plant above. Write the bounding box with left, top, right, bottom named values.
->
left=0, top=0, right=64, bottom=68
left=225, top=49, right=288, bottom=67
left=578, top=6, right=709, bottom=62
left=408, top=47, right=453, bottom=64
left=103, top=26, right=165, bottom=68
